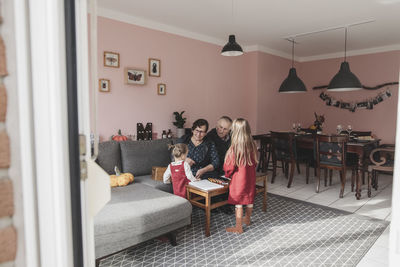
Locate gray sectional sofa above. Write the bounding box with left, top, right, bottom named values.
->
left=94, top=139, right=192, bottom=261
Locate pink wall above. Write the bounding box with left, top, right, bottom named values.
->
left=97, top=16, right=399, bottom=144
left=97, top=17, right=263, bottom=140
left=255, top=52, right=302, bottom=133
left=297, top=51, right=400, bottom=144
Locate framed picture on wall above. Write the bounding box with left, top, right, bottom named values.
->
left=157, top=83, right=166, bottom=95
left=99, top=79, right=110, bottom=92
left=148, top=58, right=161, bottom=77
left=125, top=68, right=146, bottom=85
left=104, top=51, right=120, bottom=68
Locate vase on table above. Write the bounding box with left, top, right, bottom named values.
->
left=176, top=128, right=185, bottom=138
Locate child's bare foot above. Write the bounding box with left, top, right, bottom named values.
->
left=226, top=207, right=243, bottom=233
left=226, top=226, right=243, bottom=234
left=243, top=217, right=251, bottom=226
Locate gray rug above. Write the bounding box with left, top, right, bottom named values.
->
left=99, top=194, right=388, bottom=267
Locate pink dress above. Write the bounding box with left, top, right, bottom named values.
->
left=170, top=162, right=191, bottom=199
left=224, top=155, right=256, bottom=205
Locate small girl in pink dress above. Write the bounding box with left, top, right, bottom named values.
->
left=224, top=118, right=258, bottom=233
left=163, top=143, right=198, bottom=198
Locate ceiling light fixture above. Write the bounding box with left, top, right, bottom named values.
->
left=221, top=0, right=243, bottom=56
left=327, top=27, right=362, bottom=91
left=278, top=38, right=306, bottom=93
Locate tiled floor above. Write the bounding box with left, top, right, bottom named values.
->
left=267, top=166, right=392, bottom=266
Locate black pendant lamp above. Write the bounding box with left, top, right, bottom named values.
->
left=327, top=28, right=362, bottom=91
left=221, top=35, right=243, bottom=56
left=221, top=0, right=243, bottom=56
left=279, top=39, right=306, bottom=93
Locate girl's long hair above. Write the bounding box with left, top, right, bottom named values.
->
left=225, top=118, right=259, bottom=166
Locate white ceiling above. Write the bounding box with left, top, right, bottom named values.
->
left=97, top=0, right=400, bottom=61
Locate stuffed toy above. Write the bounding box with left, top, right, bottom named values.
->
left=110, top=166, right=134, bottom=187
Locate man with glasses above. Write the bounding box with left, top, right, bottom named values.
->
left=177, top=119, right=219, bottom=179
left=206, top=116, right=234, bottom=214
left=206, top=116, right=232, bottom=175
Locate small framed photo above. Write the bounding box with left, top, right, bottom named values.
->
left=157, top=83, right=166, bottom=95
left=99, top=79, right=110, bottom=92
left=104, top=51, right=120, bottom=68
left=148, top=58, right=161, bottom=77
left=125, top=68, right=146, bottom=85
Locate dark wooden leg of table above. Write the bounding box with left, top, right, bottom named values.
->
left=368, top=171, right=372, bottom=197
left=316, top=167, right=321, bottom=193
left=205, top=194, right=211, bottom=237
left=263, top=176, right=267, bottom=212
left=287, top=161, right=295, bottom=188
left=265, top=144, right=271, bottom=172
left=257, top=144, right=264, bottom=172
left=356, top=152, right=363, bottom=200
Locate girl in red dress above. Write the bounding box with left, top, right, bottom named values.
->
left=163, top=143, right=198, bottom=198
left=224, top=118, right=258, bottom=233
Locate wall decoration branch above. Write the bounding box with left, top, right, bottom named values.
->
left=319, top=89, right=392, bottom=112
left=313, top=81, right=398, bottom=90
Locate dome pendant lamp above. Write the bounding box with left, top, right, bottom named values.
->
left=279, top=38, right=306, bottom=93
left=221, top=0, right=243, bottom=56
left=327, top=28, right=362, bottom=91
left=221, top=35, right=243, bottom=56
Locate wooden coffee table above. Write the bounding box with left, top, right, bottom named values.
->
left=186, top=173, right=267, bottom=237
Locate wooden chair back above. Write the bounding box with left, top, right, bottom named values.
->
left=315, top=134, right=349, bottom=168
left=368, top=147, right=395, bottom=171
left=270, top=131, right=296, bottom=161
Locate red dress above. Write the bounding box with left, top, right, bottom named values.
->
left=170, top=162, right=191, bottom=199
left=224, top=155, right=256, bottom=205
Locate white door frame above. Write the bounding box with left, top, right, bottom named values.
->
left=11, top=0, right=40, bottom=266
left=76, top=0, right=111, bottom=266
left=26, top=0, right=73, bottom=266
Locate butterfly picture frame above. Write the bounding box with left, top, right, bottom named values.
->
left=104, top=51, right=120, bottom=68
left=125, top=68, right=146, bottom=85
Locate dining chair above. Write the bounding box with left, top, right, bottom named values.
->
left=296, top=137, right=314, bottom=183
left=340, top=130, right=374, bottom=185
left=254, top=134, right=275, bottom=173
left=367, top=145, right=395, bottom=197
left=315, top=134, right=356, bottom=198
left=270, top=131, right=306, bottom=188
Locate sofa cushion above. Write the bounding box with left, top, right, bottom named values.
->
left=97, top=141, right=122, bottom=174
left=120, top=139, right=173, bottom=176
left=134, top=175, right=173, bottom=193
left=94, top=183, right=192, bottom=246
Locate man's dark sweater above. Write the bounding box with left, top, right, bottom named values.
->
left=206, top=128, right=231, bottom=174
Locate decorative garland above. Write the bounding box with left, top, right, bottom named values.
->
left=319, top=89, right=392, bottom=112
left=313, top=81, right=398, bottom=90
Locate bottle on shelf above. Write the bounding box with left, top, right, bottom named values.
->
left=167, top=129, right=172, bottom=139
left=161, top=130, right=167, bottom=139
left=144, top=122, right=153, bottom=140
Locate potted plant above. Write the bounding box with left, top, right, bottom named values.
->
left=173, top=111, right=187, bottom=138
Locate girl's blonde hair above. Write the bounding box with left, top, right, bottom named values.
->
left=225, top=118, right=259, bottom=166
left=168, top=143, right=188, bottom=159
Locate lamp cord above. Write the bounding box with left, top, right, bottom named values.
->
left=231, top=0, right=234, bottom=33
left=291, top=39, right=294, bottom=68
left=344, top=27, right=347, bottom=62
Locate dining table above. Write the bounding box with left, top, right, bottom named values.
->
left=255, top=132, right=380, bottom=199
